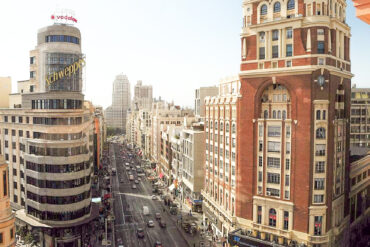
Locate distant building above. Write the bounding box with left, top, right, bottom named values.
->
left=350, top=87, right=370, bottom=151
left=0, top=155, right=16, bottom=247
left=0, top=77, right=11, bottom=108
left=195, top=86, right=218, bottom=120
left=105, top=74, right=131, bottom=132
left=133, top=80, right=153, bottom=110
left=349, top=152, right=369, bottom=247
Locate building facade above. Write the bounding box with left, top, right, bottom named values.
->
left=0, top=155, right=16, bottom=247
left=228, top=0, right=352, bottom=246
left=0, top=77, right=11, bottom=109
left=202, top=77, right=241, bottom=238
left=348, top=153, right=369, bottom=247
left=0, top=23, right=97, bottom=246
left=352, top=0, right=370, bottom=24
left=133, top=80, right=153, bottom=110
left=105, top=74, right=131, bottom=132
left=350, top=87, right=370, bottom=150
left=195, top=86, right=219, bottom=120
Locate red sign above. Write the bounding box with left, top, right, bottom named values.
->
left=51, top=15, right=77, bottom=23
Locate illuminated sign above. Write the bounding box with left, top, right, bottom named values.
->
left=51, top=9, right=77, bottom=24
left=46, top=58, right=85, bottom=86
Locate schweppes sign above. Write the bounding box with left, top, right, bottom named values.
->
left=46, top=58, right=85, bottom=86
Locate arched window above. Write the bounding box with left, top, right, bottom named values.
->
left=322, top=110, right=326, bottom=120
left=215, top=122, right=218, bottom=130
left=273, top=110, right=277, bottom=119
left=261, top=4, right=268, bottom=15
left=316, top=110, right=321, bottom=120
left=277, top=110, right=281, bottom=119
left=206, top=121, right=209, bottom=128
left=226, top=123, right=230, bottom=133
left=210, top=121, right=213, bottom=129
left=220, top=122, right=224, bottom=131
left=232, top=123, right=236, bottom=134
left=264, top=110, right=269, bottom=119
left=287, top=0, right=295, bottom=10
left=274, top=2, right=281, bottom=12
left=282, top=110, right=287, bottom=120
left=269, top=208, right=277, bottom=227
left=316, top=127, right=326, bottom=139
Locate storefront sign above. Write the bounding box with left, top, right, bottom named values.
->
left=46, top=58, right=85, bottom=86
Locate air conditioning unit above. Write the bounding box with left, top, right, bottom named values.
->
left=266, top=191, right=271, bottom=196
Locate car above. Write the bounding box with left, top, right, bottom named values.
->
left=132, top=184, right=137, bottom=189
left=151, top=195, right=158, bottom=200
left=131, top=167, right=136, bottom=171
left=159, top=220, right=166, bottom=228
left=147, top=220, right=154, bottom=227
left=154, top=241, right=163, bottom=247
left=138, top=177, right=141, bottom=181
left=128, top=171, right=132, bottom=175
left=155, top=213, right=161, bottom=220
left=134, top=180, right=139, bottom=184
left=120, top=179, right=124, bottom=183
left=125, top=167, right=130, bottom=171
left=137, top=228, right=145, bottom=238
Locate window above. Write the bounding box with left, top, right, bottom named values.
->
left=318, top=57, right=325, bottom=65
left=259, top=32, right=265, bottom=42
left=285, top=175, right=290, bottom=186
left=30, top=71, right=36, bottom=78
left=269, top=208, right=277, bottom=227
left=4, top=116, right=8, bottom=122
left=259, top=47, right=266, bottom=59
left=284, top=190, right=289, bottom=199
left=286, top=60, right=292, bottom=67
left=259, top=141, right=263, bottom=152
left=261, top=4, right=268, bottom=15
left=267, top=173, right=280, bottom=184
left=267, top=188, right=280, bottom=196
left=316, top=110, right=321, bottom=120
left=314, top=178, right=325, bottom=190
left=286, top=142, right=291, bottom=154
left=316, top=127, right=326, bottom=139
left=287, top=0, right=295, bottom=10
left=272, top=30, right=279, bottom=41
left=259, top=156, right=263, bottom=166
left=286, top=126, right=291, bottom=138
left=315, top=162, right=325, bottom=173
left=257, top=206, right=262, bottom=223
left=286, top=44, right=293, bottom=56
left=264, top=110, right=268, bottom=118
left=3, top=171, right=7, bottom=196
left=30, top=56, right=35, bottom=64
left=272, top=45, right=279, bottom=58
left=286, top=159, right=290, bottom=170
left=13, top=181, right=17, bottom=189
left=317, top=29, right=324, bottom=36
left=0, top=233, right=2, bottom=243
left=286, top=28, right=293, bottom=39
left=318, top=41, right=325, bottom=54
left=274, top=2, right=281, bottom=12
left=258, top=171, right=263, bottom=182
left=267, top=157, right=280, bottom=168
left=283, top=211, right=289, bottom=230
left=314, top=216, right=323, bottom=235
left=315, top=144, right=326, bottom=156
left=268, top=126, right=281, bottom=137
left=268, top=141, right=280, bottom=152
left=322, top=110, right=326, bottom=120
left=314, top=194, right=324, bottom=203
left=11, top=129, right=16, bottom=136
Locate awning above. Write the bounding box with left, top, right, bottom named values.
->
left=168, top=184, right=175, bottom=191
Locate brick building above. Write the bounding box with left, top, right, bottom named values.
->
left=227, top=0, right=353, bottom=246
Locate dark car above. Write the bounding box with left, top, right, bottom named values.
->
left=154, top=241, right=162, bottom=247
left=137, top=228, right=145, bottom=238
left=159, top=220, right=166, bottom=228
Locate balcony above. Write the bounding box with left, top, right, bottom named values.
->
left=309, top=235, right=329, bottom=244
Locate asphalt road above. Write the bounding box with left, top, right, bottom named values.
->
left=111, top=143, right=189, bottom=247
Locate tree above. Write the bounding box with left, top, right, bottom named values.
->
left=24, top=232, right=35, bottom=246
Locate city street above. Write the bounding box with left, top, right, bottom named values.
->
left=111, top=143, right=189, bottom=247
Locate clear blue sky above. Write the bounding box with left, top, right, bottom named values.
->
left=0, top=0, right=368, bottom=108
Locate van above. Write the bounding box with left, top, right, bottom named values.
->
left=143, top=206, right=149, bottom=215
left=129, top=175, right=134, bottom=181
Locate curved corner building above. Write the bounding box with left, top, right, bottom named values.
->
left=0, top=23, right=96, bottom=246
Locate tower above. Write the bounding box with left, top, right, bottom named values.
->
left=228, top=0, right=352, bottom=246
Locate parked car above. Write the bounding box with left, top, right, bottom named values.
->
left=155, top=213, right=161, bottom=220
left=132, top=184, right=137, bottom=189
left=120, top=179, right=124, bottom=183
left=147, top=220, right=155, bottom=227
left=152, top=195, right=158, bottom=200
left=137, top=228, right=145, bottom=238
left=134, top=180, right=139, bottom=184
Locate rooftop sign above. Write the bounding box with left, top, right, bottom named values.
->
left=51, top=9, right=77, bottom=24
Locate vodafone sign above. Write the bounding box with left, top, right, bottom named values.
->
left=51, top=9, right=77, bottom=25
left=51, top=15, right=77, bottom=23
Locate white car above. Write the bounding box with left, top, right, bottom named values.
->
left=132, top=184, right=137, bottom=189
left=151, top=195, right=158, bottom=200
